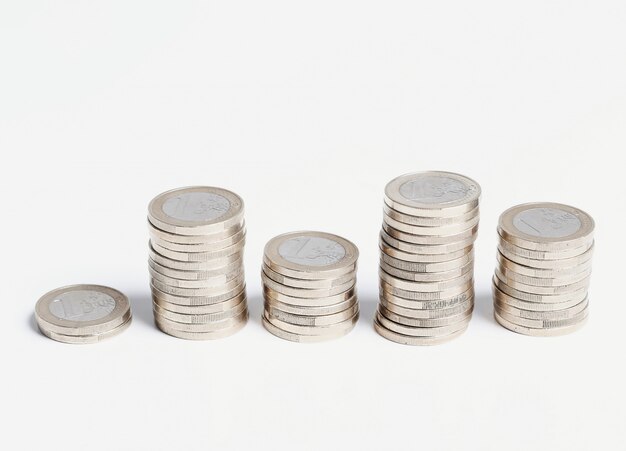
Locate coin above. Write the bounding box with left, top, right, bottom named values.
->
left=497, top=243, right=594, bottom=269
left=379, top=259, right=474, bottom=282
left=262, top=263, right=356, bottom=289
left=148, top=186, right=244, bottom=236
left=149, top=265, right=244, bottom=288
left=374, top=318, right=468, bottom=345
left=262, top=316, right=355, bottom=343
left=151, top=283, right=246, bottom=306
left=265, top=303, right=359, bottom=327
left=156, top=314, right=247, bottom=340
left=263, top=231, right=359, bottom=279
left=264, top=311, right=358, bottom=335
left=381, top=251, right=474, bottom=273
left=494, top=297, right=588, bottom=321
left=155, top=308, right=248, bottom=333
left=383, top=203, right=480, bottom=227
left=153, top=290, right=246, bottom=314
left=149, top=226, right=246, bottom=252
left=148, top=257, right=243, bottom=280
left=264, top=295, right=357, bottom=316
left=492, top=283, right=586, bottom=311
left=379, top=295, right=474, bottom=318
left=378, top=304, right=473, bottom=328
left=35, top=285, right=132, bottom=343
left=153, top=299, right=247, bottom=323
left=383, top=222, right=479, bottom=245
left=384, top=171, right=481, bottom=217
left=498, top=237, right=592, bottom=260
left=376, top=311, right=470, bottom=337
left=494, top=311, right=588, bottom=337
left=263, top=285, right=357, bottom=307
left=380, top=279, right=473, bottom=301
left=261, top=231, right=359, bottom=342
left=148, top=220, right=245, bottom=244
left=380, top=287, right=474, bottom=310
left=498, top=203, right=594, bottom=251
left=383, top=213, right=480, bottom=236
left=379, top=268, right=473, bottom=292
left=151, top=239, right=245, bottom=262
left=496, top=251, right=592, bottom=278
left=496, top=264, right=592, bottom=287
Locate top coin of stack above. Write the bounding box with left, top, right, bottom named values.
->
left=375, top=171, right=481, bottom=345
left=35, top=284, right=132, bottom=344
left=262, top=231, right=359, bottom=343
left=493, top=202, right=594, bottom=336
left=148, top=186, right=248, bottom=340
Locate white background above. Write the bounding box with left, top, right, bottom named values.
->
left=1, top=2, right=625, bottom=450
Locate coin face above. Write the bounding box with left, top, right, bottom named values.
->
left=399, top=175, right=470, bottom=204
left=513, top=207, right=581, bottom=238
left=48, top=290, right=116, bottom=322
left=498, top=202, right=594, bottom=250
left=148, top=186, right=244, bottom=235
left=385, top=171, right=481, bottom=215
left=162, top=192, right=230, bottom=222
left=278, top=236, right=346, bottom=267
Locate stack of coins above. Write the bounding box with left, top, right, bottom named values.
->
left=148, top=186, right=248, bottom=340
left=493, top=202, right=594, bottom=336
left=35, top=285, right=132, bottom=344
left=374, top=171, right=481, bottom=345
left=261, top=231, right=359, bottom=343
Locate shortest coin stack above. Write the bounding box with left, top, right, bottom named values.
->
left=262, top=231, right=359, bottom=343
left=35, top=285, right=132, bottom=344
left=493, top=202, right=594, bottom=336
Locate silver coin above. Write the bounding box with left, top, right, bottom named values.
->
left=379, top=295, right=473, bottom=318
left=149, top=265, right=244, bottom=289
left=492, top=278, right=587, bottom=305
left=148, top=257, right=244, bottom=281
left=494, top=269, right=590, bottom=295
left=379, top=237, right=474, bottom=262
left=381, top=250, right=474, bottom=273
left=263, top=285, right=356, bottom=307
left=148, top=186, right=244, bottom=236
left=153, top=299, right=247, bottom=324
left=264, top=295, right=357, bottom=316
left=498, top=237, right=592, bottom=260
left=35, top=285, right=132, bottom=337
left=151, top=283, right=246, bottom=306
left=149, top=227, right=246, bottom=252
left=494, top=306, right=588, bottom=329
left=380, top=279, right=474, bottom=301
left=263, top=311, right=359, bottom=336
left=496, top=251, right=593, bottom=278
left=150, top=238, right=245, bottom=262
left=151, top=274, right=246, bottom=297
left=378, top=304, right=472, bottom=328
left=380, top=229, right=476, bottom=255
left=265, top=304, right=359, bottom=327
left=497, top=243, right=594, bottom=269
left=379, top=267, right=473, bottom=292
left=383, top=203, right=480, bottom=227
left=383, top=222, right=479, bottom=246
left=384, top=171, right=481, bottom=217
left=149, top=244, right=244, bottom=270
left=374, top=318, right=468, bottom=345
left=492, top=283, right=587, bottom=311
left=156, top=314, right=247, bottom=340
left=384, top=212, right=480, bottom=236
left=262, top=316, right=356, bottom=343
left=263, top=231, right=359, bottom=279
left=155, top=308, right=248, bottom=333
left=38, top=316, right=132, bottom=344
left=261, top=263, right=356, bottom=289
left=261, top=271, right=355, bottom=299
left=375, top=311, right=470, bottom=337
left=148, top=219, right=245, bottom=244
left=153, top=290, right=247, bottom=314
left=494, top=297, right=589, bottom=321
left=494, top=311, right=587, bottom=337
left=498, top=203, right=594, bottom=251
left=380, top=259, right=473, bottom=282
left=496, top=264, right=592, bottom=287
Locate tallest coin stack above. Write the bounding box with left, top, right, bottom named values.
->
left=375, top=171, right=481, bottom=345
left=148, top=187, right=248, bottom=340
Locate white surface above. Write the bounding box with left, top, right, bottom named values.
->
left=1, top=2, right=625, bottom=450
